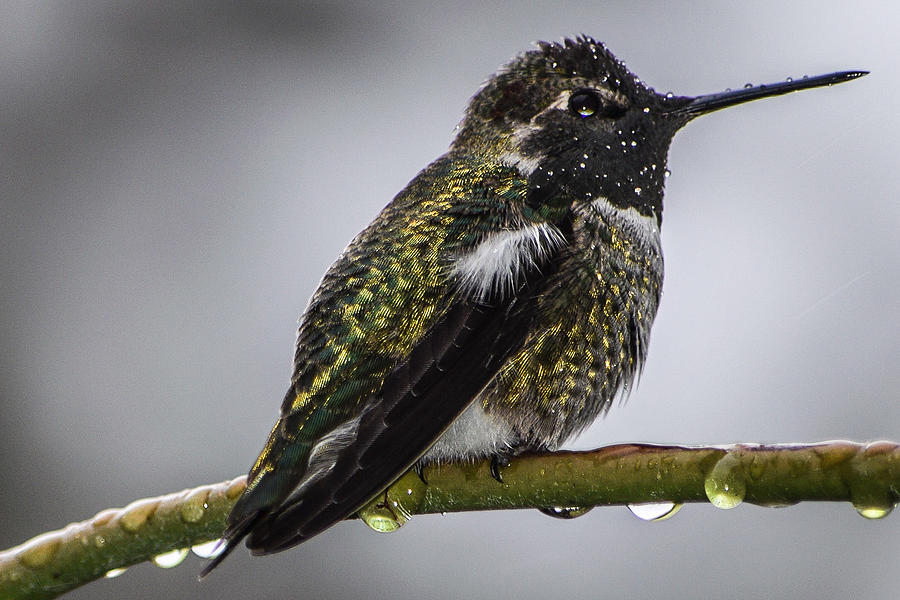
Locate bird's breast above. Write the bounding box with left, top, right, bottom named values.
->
left=477, top=196, right=664, bottom=449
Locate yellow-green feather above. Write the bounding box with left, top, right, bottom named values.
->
left=235, top=155, right=530, bottom=513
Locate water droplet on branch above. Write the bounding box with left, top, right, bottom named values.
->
left=627, top=502, right=683, bottom=521
left=151, top=548, right=189, bottom=568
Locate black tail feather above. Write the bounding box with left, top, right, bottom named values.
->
left=197, top=510, right=265, bottom=580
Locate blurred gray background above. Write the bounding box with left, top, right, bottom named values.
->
left=2, top=2, right=898, bottom=598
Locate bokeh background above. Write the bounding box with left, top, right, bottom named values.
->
left=2, top=2, right=898, bottom=598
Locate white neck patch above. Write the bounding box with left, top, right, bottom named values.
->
left=452, top=221, right=565, bottom=301
left=498, top=150, right=541, bottom=176
left=587, top=195, right=661, bottom=251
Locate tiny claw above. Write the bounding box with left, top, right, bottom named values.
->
left=413, top=461, right=428, bottom=485
left=490, top=455, right=510, bottom=483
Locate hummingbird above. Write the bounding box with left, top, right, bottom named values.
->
left=200, top=36, right=865, bottom=576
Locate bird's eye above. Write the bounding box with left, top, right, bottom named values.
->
left=568, top=89, right=602, bottom=117
left=568, top=89, right=625, bottom=119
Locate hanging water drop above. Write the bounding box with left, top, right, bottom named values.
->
left=854, top=504, right=894, bottom=520
left=104, top=567, right=127, bottom=579
left=151, top=547, right=189, bottom=568
left=358, top=495, right=412, bottom=533
left=191, top=539, right=225, bottom=559
left=849, top=467, right=896, bottom=520
left=850, top=486, right=896, bottom=520
left=360, top=511, right=405, bottom=532
left=627, top=502, right=683, bottom=522
left=538, top=506, right=593, bottom=519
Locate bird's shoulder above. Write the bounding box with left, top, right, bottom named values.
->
left=252, top=156, right=528, bottom=457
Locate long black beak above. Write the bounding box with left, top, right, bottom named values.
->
left=676, top=70, right=868, bottom=116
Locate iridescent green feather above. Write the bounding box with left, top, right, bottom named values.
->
left=232, top=156, right=529, bottom=515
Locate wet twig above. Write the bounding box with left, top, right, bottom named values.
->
left=1, top=441, right=898, bottom=599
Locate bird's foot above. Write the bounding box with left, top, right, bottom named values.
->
left=490, top=454, right=511, bottom=483
left=413, top=461, right=428, bottom=485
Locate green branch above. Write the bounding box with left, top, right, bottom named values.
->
left=2, top=441, right=898, bottom=599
